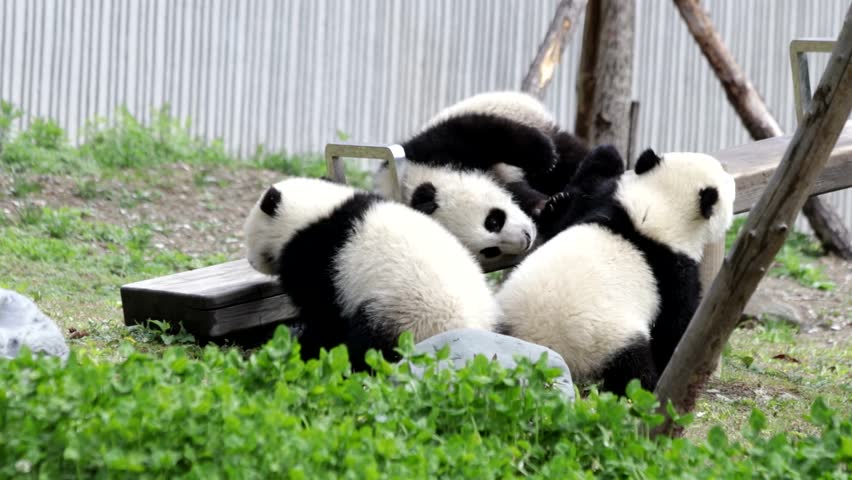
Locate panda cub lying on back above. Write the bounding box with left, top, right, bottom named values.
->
left=497, top=146, right=735, bottom=395
left=243, top=177, right=501, bottom=371
left=376, top=91, right=590, bottom=220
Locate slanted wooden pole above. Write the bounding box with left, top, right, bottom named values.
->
left=584, top=0, right=635, bottom=159
left=653, top=4, right=852, bottom=436
left=521, top=0, right=589, bottom=98
left=674, top=0, right=852, bottom=260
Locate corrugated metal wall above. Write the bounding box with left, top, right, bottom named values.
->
left=1, top=0, right=849, bottom=228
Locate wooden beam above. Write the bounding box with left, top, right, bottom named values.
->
left=121, top=259, right=296, bottom=338
left=520, top=0, right=588, bottom=98
left=653, top=5, right=852, bottom=436
left=720, top=122, right=852, bottom=213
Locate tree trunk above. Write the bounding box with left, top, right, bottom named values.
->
left=586, top=0, right=635, bottom=159
left=674, top=0, right=852, bottom=259
left=653, top=4, right=852, bottom=436
left=574, top=0, right=602, bottom=141
left=521, top=0, right=589, bottom=98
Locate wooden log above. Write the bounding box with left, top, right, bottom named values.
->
left=574, top=0, right=601, bottom=141
left=802, top=195, right=852, bottom=259
left=586, top=0, right=635, bottom=159
left=674, top=0, right=852, bottom=260
left=653, top=6, right=852, bottom=436
left=520, top=0, right=589, bottom=98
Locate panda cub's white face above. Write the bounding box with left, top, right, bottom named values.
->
left=244, top=177, right=356, bottom=275
left=399, top=163, right=537, bottom=264
left=617, top=151, right=736, bottom=261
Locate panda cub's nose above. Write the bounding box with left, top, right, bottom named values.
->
left=523, top=230, right=532, bottom=250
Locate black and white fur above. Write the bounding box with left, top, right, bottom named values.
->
left=378, top=91, right=590, bottom=218
left=243, top=177, right=501, bottom=371
left=496, top=146, right=735, bottom=395
left=373, top=162, right=536, bottom=264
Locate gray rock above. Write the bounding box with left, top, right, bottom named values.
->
left=743, top=286, right=805, bottom=326
left=408, top=328, right=575, bottom=402
left=0, top=289, right=69, bottom=361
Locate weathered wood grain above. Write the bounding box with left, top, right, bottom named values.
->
left=585, top=0, right=635, bottom=159
left=520, top=0, right=588, bottom=98
left=719, top=122, right=852, bottom=213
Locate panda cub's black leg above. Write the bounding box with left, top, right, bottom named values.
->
left=600, top=337, right=659, bottom=396
left=503, top=181, right=549, bottom=218
left=344, top=302, right=401, bottom=372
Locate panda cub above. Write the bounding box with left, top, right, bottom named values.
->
left=421, top=90, right=591, bottom=205
left=243, top=177, right=501, bottom=371
left=496, top=146, right=735, bottom=395
left=377, top=91, right=589, bottom=219
left=374, top=162, right=536, bottom=266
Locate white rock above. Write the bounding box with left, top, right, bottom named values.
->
left=0, top=289, right=69, bottom=361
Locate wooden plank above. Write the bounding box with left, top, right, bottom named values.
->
left=719, top=121, right=852, bottom=213
left=120, top=259, right=296, bottom=338
left=120, top=126, right=852, bottom=338
left=121, top=259, right=283, bottom=309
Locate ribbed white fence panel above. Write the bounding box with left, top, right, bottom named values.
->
left=0, top=0, right=849, bottom=229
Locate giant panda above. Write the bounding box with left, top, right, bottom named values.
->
left=373, top=162, right=536, bottom=265
left=495, top=146, right=735, bottom=395
left=242, top=177, right=501, bottom=371
left=375, top=91, right=590, bottom=221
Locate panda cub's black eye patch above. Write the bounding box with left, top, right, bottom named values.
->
left=484, top=208, right=506, bottom=233
left=411, top=182, right=439, bottom=215
left=260, top=186, right=282, bottom=217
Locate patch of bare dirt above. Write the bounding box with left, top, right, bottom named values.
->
left=0, top=164, right=283, bottom=259
left=747, top=256, right=851, bottom=330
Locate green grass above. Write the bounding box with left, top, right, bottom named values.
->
left=1, top=102, right=347, bottom=183
left=726, top=217, right=835, bottom=290
left=688, top=319, right=850, bottom=442
left=0, top=204, right=228, bottom=361
left=1, top=333, right=849, bottom=478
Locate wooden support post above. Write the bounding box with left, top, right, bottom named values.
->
left=674, top=0, right=852, bottom=260
left=653, top=5, right=852, bottom=436
left=521, top=0, right=589, bottom=98
left=585, top=0, right=635, bottom=159
left=574, top=0, right=601, bottom=142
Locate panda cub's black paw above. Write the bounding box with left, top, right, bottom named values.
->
left=543, top=191, right=572, bottom=215
left=537, top=191, right=573, bottom=239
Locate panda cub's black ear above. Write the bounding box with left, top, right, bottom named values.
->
left=410, top=182, right=439, bottom=215
left=259, top=186, right=282, bottom=217
left=699, top=187, right=719, bottom=219
left=634, top=149, right=662, bottom=174
left=570, top=145, right=625, bottom=194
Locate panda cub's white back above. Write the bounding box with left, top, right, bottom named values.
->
left=497, top=146, right=735, bottom=395
left=242, top=177, right=501, bottom=370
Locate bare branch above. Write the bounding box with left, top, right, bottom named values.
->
left=521, top=0, right=589, bottom=98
